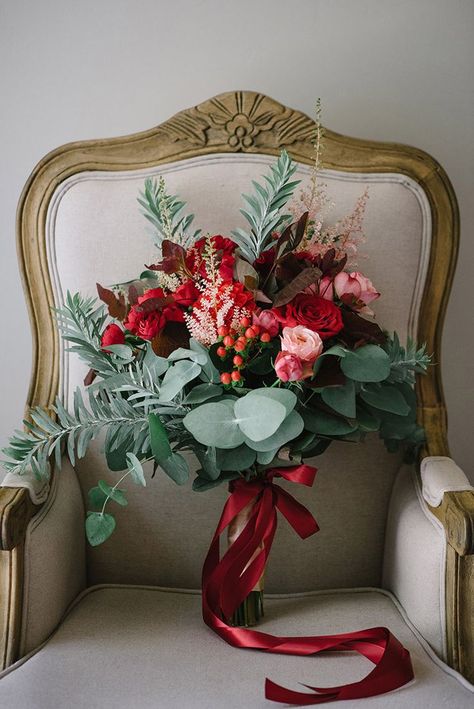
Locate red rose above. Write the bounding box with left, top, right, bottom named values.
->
left=101, top=323, right=126, bottom=351
left=124, top=287, right=184, bottom=341
left=173, top=280, right=200, bottom=308
left=186, top=235, right=237, bottom=281
left=272, top=294, right=343, bottom=340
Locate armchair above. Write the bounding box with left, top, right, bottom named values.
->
left=0, top=91, right=472, bottom=707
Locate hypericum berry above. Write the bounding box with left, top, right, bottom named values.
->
left=233, top=354, right=244, bottom=366
left=251, top=324, right=260, bottom=335
left=260, top=332, right=271, bottom=343
left=220, top=372, right=232, bottom=385
left=231, top=370, right=241, bottom=382
left=218, top=326, right=229, bottom=337
left=239, top=316, right=251, bottom=328
left=223, top=335, right=235, bottom=347
left=245, top=327, right=256, bottom=339
left=234, top=340, right=247, bottom=352
left=217, top=346, right=227, bottom=358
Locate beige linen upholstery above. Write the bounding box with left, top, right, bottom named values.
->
left=19, top=459, right=86, bottom=654
left=0, top=586, right=472, bottom=709
left=420, top=457, right=473, bottom=507
left=383, top=465, right=446, bottom=658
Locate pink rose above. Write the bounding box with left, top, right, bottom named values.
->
left=318, top=276, right=334, bottom=301
left=274, top=351, right=314, bottom=382
left=280, top=326, right=323, bottom=362
left=252, top=308, right=280, bottom=337
left=334, top=271, right=380, bottom=315
left=274, top=352, right=303, bottom=382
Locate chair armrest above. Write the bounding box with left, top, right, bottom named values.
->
left=421, top=457, right=474, bottom=556
left=0, top=460, right=86, bottom=666
left=0, top=487, right=39, bottom=551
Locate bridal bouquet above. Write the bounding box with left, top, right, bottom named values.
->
left=3, top=142, right=429, bottom=703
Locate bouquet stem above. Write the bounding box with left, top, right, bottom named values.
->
left=227, top=496, right=265, bottom=627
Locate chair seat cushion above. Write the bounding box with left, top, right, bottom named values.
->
left=0, top=586, right=472, bottom=708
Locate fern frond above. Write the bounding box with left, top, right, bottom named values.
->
left=137, top=176, right=201, bottom=251
left=230, top=150, right=300, bottom=262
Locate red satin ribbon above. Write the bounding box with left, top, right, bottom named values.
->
left=201, top=464, right=414, bottom=705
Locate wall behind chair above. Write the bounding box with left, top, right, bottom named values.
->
left=0, top=0, right=472, bottom=478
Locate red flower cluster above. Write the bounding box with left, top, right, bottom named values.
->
left=124, top=287, right=187, bottom=341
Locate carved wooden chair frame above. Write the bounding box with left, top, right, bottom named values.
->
left=1, top=91, right=471, bottom=680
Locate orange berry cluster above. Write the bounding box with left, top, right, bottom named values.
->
left=217, top=317, right=271, bottom=387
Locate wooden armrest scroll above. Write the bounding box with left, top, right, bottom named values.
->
left=429, top=490, right=474, bottom=556
left=0, top=488, right=38, bottom=551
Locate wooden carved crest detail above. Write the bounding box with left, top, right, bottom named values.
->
left=156, top=91, right=315, bottom=151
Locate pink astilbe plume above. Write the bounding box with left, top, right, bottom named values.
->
left=183, top=235, right=254, bottom=345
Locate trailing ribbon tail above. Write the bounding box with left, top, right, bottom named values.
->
left=201, top=464, right=414, bottom=705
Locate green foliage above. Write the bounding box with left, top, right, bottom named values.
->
left=126, top=452, right=146, bottom=486
left=1, top=388, right=149, bottom=479
left=54, top=292, right=122, bottom=379
left=183, top=388, right=300, bottom=451
left=86, top=512, right=116, bottom=546
left=384, top=333, right=432, bottom=384
left=360, top=383, right=410, bottom=415
left=340, top=345, right=391, bottom=383
left=231, top=150, right=300, bottom=261
left=159, top=453, right=189, bottom=485
left=148, top=413, right=172, bottom=461
left=137, top=176, right=200, bottom=250
left=302, top=408, right=357, bottom=437
left=321, top=380, right=356, bottom=418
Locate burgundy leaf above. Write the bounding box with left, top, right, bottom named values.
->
left=339, top=309, right=387, bottom=347
left=83, top=369, right=97, bottom=386
left=146, top=239, right=188, bottom=275
left=96, top=283, right=127, bottom=320
left=136, top=295, right=175, bottom=313
left=272, top=267, right=322, bottom=307
left=128, top=284, right=139, bottom=306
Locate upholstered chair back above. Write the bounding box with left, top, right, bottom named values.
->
left=27, top=93, right=452, bottom=593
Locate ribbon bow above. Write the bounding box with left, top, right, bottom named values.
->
left=201, top=464, right=414, bottom=705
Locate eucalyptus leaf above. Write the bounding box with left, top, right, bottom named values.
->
left=159, top=452, right=189, bottom=485
left=244, top=388, right=297, bottom=416
left=256, top=449, right=279, bottom=465
left=98, top=480, right=128, bottom=507
left=244, top=411, right=304, bottom=452
left=85, top=512, right=116, bottom=546
left=167, top=348, right=207, bottom=365
left=192, top=471, right=239, bottom=492
left=360, top=384, right=410, bottom=415
left=189, top=338, right=220, bottom=384
left=88, top=485, right=108, bottom=510
left=321, top=380, right=356, bottom=418
left=195, top=447, right=220, bottom=480
left=183, top=401, right=244, bottom=449
left=340, top=345, right=390, bottom=383
left=126, top=452, right=146, bottom=486
left=234, top=394, right=287, bottom=442
left=302, top=409, right=357, bottom=436
left=148, top=413, right=172, bottom=461
left=184, top=383, right=223, bottom=404
left=159, top=359, right=201, bottom=402
left=216, top=444, right=256, bottom=471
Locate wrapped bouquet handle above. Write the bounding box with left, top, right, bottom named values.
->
left=202, top=465, right=414, bottom=705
